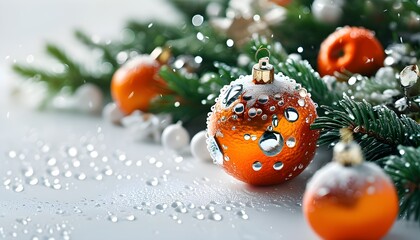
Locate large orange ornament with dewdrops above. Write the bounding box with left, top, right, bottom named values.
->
left=111, top=55, right=170, bottom=115
left=206, top=57, right=319, bottom=186
left=303, top=139, right=398, bottom=240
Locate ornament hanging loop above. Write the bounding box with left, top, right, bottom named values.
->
left=253, top=47, right=274, bottom=84
left=254, top=47, right=271, bottom=62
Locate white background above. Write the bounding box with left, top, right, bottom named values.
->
left=0, top=1, right=419, bottom=239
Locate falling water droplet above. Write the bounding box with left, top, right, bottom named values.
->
left=272, top=115, right=279, bottom=127
left=252, top=161, right=262, bottom=171
left=207, top=136, right=223, bottom=165
left=233, top=103, right=244, bottom=114
left=258, top=131, right=284, bottom=156
left=286, top=137, right=296, bottom=148
left=284, top=108, right=299, bottom=122
left=273, top=162, right=284, bottom=171
left=223, top=85, right=243, bottom=108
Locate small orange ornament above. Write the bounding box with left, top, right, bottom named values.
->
left=270, top=0, right=292, bottom=6
left=317, top=26, right=385, bottom=78
left=111, top=55, right=170, bottom=115
left=303, top=130, right=398, bottom=240
left=206, top=55, right=319, bottom=186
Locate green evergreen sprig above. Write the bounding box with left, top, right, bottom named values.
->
left=312, top=94, right=420, bottom=161
left=382, top=146, right=420, bottom=222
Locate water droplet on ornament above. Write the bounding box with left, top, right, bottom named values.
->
left=126, top=215, right=136, bottom=221
left=269, top=106, right=276, bottom=111
left=252, top=161, right=262, bottom=171
left=244, top=134, right=251, bottom=140
left=209, top=213, right=223, bottom=221
left=261, top=114, right=267, bottom=120
left=223, top=85, right=243, bottom=108
left=284, top=108, right=299, bottom=122
left=251, top=135, right=257, bottom=141
left=257, top=95, right=269, bottom=104
left=286, top=137, right=296, bottom=148
left=273, top=162, right=284, bottom=171
left=233, top=103, right=244, bottom=114
left=272, top=115, right=279, bottom=127
left=298, top=99, right=305, bottom=107
left=243, top=94, right=252, bottom=101
left=207, top=136, right=224, bottom=165
left=278, top=100, right=284, bottom=106
left=299, top=89, right=307, bottom=97
left=259, top=131, right=283, bottom=156
left=248, top=108, right=257, bottom=118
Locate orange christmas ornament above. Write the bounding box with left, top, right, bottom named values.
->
left=206, top=53, right=319, bottom=186
left=317, top=26, right=385, bottom=78
left=303, top=129, right=398, bottom=240
left=111, top=54, right=170, bottom=115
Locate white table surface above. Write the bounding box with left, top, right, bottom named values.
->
left=1, top=1, right=419, bottom=239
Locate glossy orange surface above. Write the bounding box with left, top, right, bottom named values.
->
left=317, top=26, right=384, bottom=78
left=111, top=56, right=169, bottom=114
left=207, top=77, right=319, bottom=186
left=303, top=163, right=399, bottom=240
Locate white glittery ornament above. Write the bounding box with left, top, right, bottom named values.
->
left=400, top=65, right=419, bottom=88
left=312, top=0, right=344, bottom=24
left=161, top=122, right=190, bottom=151
left=74, top=83, right=104, bottom=114
left=102, top=102, right=124, bottom=125
left=190, top=131, right=212, bottom=161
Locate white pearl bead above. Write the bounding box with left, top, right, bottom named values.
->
left=312, top=0, right=343, bottom=24
left=161, top=122, right=190, bottom=151
left=75, top=83, right=103, bottom=114
left=102, top=102, right=125, bottom=124
left=190, top=131, right=212, bottom=161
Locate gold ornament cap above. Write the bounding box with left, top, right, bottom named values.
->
left=252, top=57, right=274, bottom=84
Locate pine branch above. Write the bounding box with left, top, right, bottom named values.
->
left=311, top=94, right=420, bottom=161
left=74, top=30, right=119, bottom=68
left=381, top=145, right=420, bottom=223
left=276, top=59, right=340, bottom=106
